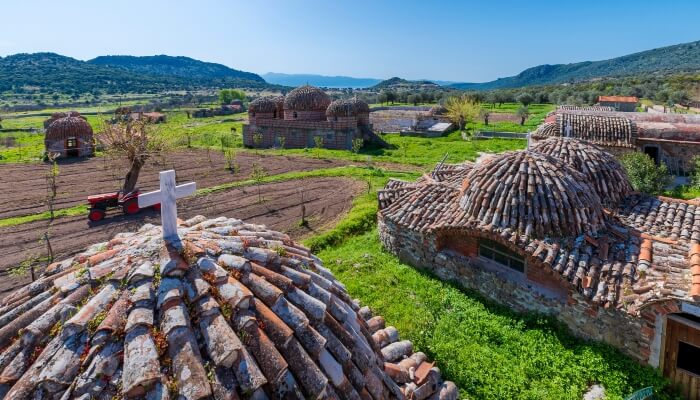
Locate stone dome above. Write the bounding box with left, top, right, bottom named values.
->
left=459, top=151, right=606, bottom=238
left=326, top=98, right=370, bottom=117
left=532, top=137, right=632, bottom=206
left=248, top=96, right=279, bottom=113
left=43, top=111, right=85, bottom=129
left=45, top=116, right=93, bottom=140
left=284, top=85, right=331, bottom=112
left=0, top=216, right=456, bottom=399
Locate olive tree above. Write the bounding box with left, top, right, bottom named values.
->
left=620, top=152, right=671, bottom=195
left=99, top=119, right=167, bottom=194
left=444, top=95, right=481, bottom=131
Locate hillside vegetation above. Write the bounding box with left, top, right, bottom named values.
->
left=0, top=53, right=274, bottom=94
left=451, top=40, right=700, bottom=90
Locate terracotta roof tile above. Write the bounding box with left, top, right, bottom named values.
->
left=0, top=216, right=455, bottom=399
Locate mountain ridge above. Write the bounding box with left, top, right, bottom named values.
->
left=0, top=53, right=271, bottom=93
left=449, top=40, right=700, bottom=90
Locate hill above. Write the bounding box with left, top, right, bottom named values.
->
left=0, top=53, right=272, bottom=94
left=89, top=55, right=264, bottom=82
left=372, top=77, right=440, bottom=90
left=450, top=40, right=700, bottom=90
left=263, top=72, right=381, bottom=88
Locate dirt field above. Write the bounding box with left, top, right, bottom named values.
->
left=0, top=149, right=348, bottom=219
left=0, top=176, right=364, bottom=298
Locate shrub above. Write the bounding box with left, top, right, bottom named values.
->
left=620, top=152, right=672, bottom=195
left=690, top=155, right=700, bottom=190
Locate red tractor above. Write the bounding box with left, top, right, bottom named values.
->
left=87, top=189, right=160, bottom=222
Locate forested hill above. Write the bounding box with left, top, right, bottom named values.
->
left=89, top=55, right=264, bottom=82
left=372, top=77, right=440, bottom=90
left=0, top=53, right=272, bottom=94
left=450, top=40, right=700, bottom=90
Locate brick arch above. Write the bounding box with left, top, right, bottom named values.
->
left=433, top=227, right=574, bottom=298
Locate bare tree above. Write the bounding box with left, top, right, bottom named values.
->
left=250, top=162, right=268, bottom=203
left=99, top=119, right=167, bottom=194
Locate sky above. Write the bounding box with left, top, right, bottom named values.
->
left=1, top=0, right=699, bottom=83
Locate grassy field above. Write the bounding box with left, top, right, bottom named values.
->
left=304, top=179, right=676, bottom=400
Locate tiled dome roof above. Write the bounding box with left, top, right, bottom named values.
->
left=326, top=98, right=370, bottom=117
left=531, top=121, right=559, bottom=137
left=532, top=137, right=632, bottom=207
left=248, top=96, right=279, bottom=113
left=0, top=216, right=457, bottom=399
left=43, top=111, right=85, bottom=129
left=459, top=151, right=606, bottom=238
left=45, top=116, right=93, bottom=140
left=284, top=85, right=331, bottom=112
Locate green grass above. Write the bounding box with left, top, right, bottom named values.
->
left=0, top=205, right=88, bottom=228
left=665, top=185, right=700, bottom=200
left=255, top=132, right=525, bottom=166
left=315, top=230, right=675, bottom=400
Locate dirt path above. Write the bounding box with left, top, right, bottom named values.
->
left=0, top=177, right=364, bottom=299
left=0, top=149, right=348, bottom=219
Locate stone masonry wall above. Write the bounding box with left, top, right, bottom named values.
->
left=243, top=123, right=360, bottom=150
left=378, top=217, right=671, bottom=365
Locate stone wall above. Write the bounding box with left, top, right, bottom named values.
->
left=378, top=217, right=672, bottom=365
left=243, top=123, right=361, bottom=150
left=44, top=136, right=94, bottom=158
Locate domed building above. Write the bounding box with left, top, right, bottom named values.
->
left=0, top=215, right=457, bottom=399
left=531, top=137, right=632, bottom=207
left=378, top=143, right=700, bottom=394
left=44, top=113, right=94, bottom=158
left=244, top=85, right=386, bottom=150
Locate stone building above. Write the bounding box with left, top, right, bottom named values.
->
left=378, top=138, right=700, bottom=397
left=532, top=108, right=700, bottom=175
left=243, top=85, right=386, bottom=150
left=598, top=95, right=639, bottom=112
left=43, top=112, right=94, bottom=158
left=0, top=215, right=457, bottom=399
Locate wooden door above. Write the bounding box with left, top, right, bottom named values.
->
left=663, top=315, right=700, bottom=399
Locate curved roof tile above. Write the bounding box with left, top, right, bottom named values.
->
left=0, top=216, right=457, bottom=399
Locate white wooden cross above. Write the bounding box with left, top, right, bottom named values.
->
left=138, top=170, right=196, bottom=242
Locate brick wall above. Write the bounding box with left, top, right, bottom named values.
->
left=378, top=217, right=673, bottom=365
left=283, top=110, right=326, bottom=121
left=243, top=123, right=361, bottom=150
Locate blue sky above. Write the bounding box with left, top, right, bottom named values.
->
left=1, top=0, right=698, bottom=82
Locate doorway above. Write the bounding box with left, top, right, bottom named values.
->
left=643, top=145, right=660, bottom=165
left=65, top=137, right=79, bottom=157
left=663, top=314, right=700, bottom=398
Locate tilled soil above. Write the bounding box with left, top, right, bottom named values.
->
left=0, top=177, right=364, bottom=299
left=0, top=149, right=347, bottom=219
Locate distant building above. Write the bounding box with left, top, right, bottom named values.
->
left=243, top=85, right=386, bottom=150
left=44, top=112, right=94, bottom=158
left=597, top=96, right=638, bottom=112
left=533, top=108, right=700, bottom=175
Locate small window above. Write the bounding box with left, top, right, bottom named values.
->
left=252, top=112, right=256, bottom=117
left=66, top=138, right=77, bottom=148
left=293, top=112, right=298, bottom=119
left=479, top=238, right=525, bottom=273
left=334, top=116, right=338, bottom=121
left=273, top=110, right=277, bottom=118
left=677, top=341, right=700, bottom=375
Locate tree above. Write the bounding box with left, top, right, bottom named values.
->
left=219, top=89, right=246, bottom=105
left=407, top=94, right=420, bottom=106
left=516, top=106, right=530, bottom=125
left=620, top=152, right=671, bottom=195
left=377, top=92, right=388, bottom=105
left=444, top=95, right=481, bottom=131
left=351, top=138, right=363, bottom=154
left=99, top=119, right=167, bottom=194
left=517, top=93, right=534, bottom=107
left=480, top=108, right=491, bottom=125
left=313, top=136, right=324, bottom=158
left=250, top=162, right=268, bottom=203
left=690, top=156, right=700, bottom=190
